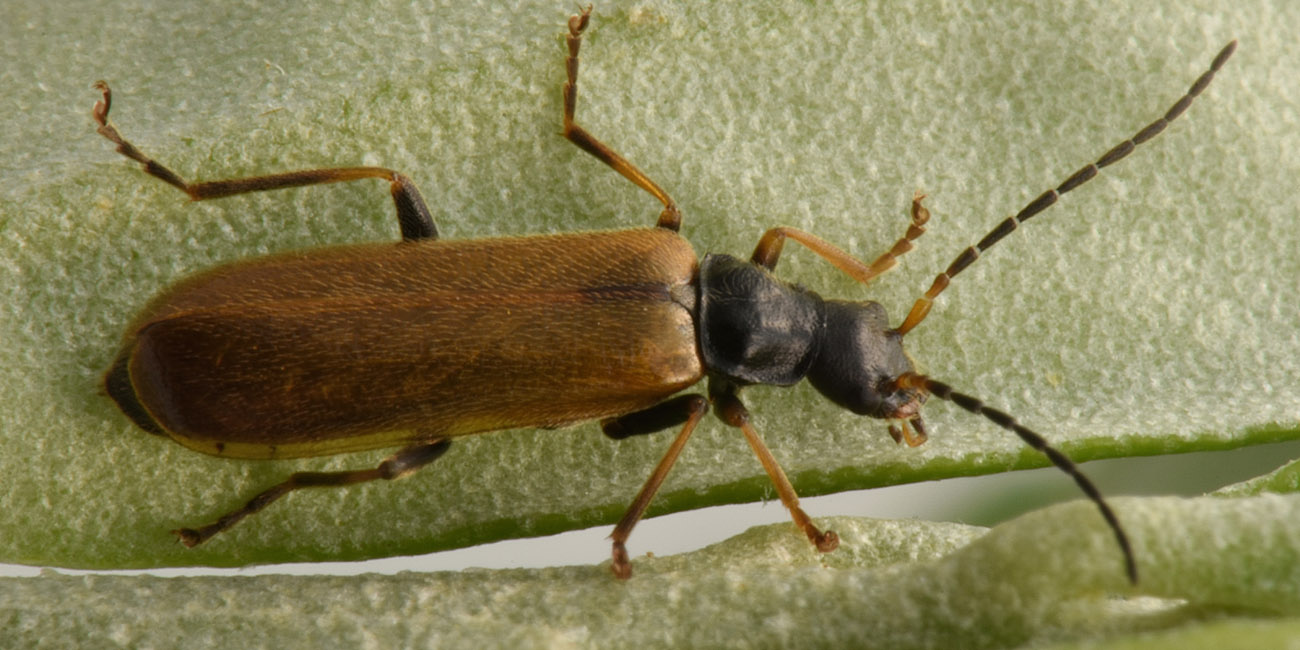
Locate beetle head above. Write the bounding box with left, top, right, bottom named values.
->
left=806, top=299, right=925, bottom=421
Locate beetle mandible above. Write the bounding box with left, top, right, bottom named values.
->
left=93, top=6, right=1235, bottom=580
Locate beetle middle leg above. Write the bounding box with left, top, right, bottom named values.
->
left=562, top=7, right=682, bottom=231
left=173, top=438, right=450, bottom=547
left=601, top=394, right=709, bottom=579
left=601, top=385, right=840, bottom=579
left=91, top=81, right=436, bottom=242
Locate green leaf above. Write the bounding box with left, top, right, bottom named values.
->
left=5, top=495, right=1300, bottom=649
left=1, top=0, right=1296, bottom=576
left=1215, top=457, right=1300, bottom=497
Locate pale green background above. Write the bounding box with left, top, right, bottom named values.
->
left=2, top=0, right=1299, bottom=646
left=1, top=0, right=1295, bottom=565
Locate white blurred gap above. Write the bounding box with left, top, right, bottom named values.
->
left=4, top=440, right=1296, bottom=578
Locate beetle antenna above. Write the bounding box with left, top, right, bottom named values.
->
left=895, top=40, right=1236, bottom=335
left=895, top=372, right=1138, bottom=584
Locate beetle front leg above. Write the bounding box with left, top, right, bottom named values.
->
left=92, top=81, right=436, bottom=242
left=712, top=384, right=839, bottom=554
left=750, top=192, right=930, bottom=283
left=173, top=438, right=451, bottom=547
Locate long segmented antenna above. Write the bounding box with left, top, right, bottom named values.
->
left=895, top=372, right=1138, bottom=584
left=895, top=40, right=1237, bottom=335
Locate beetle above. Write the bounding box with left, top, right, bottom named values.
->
left=93, top=6, right=1234, bottom=580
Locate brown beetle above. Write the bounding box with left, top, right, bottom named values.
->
left=94, top=7, right=1234, bottom=580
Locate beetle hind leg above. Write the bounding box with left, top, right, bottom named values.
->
left=173, top=438, right=451, bottom=547
left=91, top=81, right=436, bottom=241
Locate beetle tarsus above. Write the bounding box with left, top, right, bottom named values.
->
left=610, top=541, right=632, bottom=580
left=814, top=529, right=840, bottom=553
left=172, top=528, right=199, bottom=547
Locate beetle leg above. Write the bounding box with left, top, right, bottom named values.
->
left=608, top=394, right=709, bottom=579
left=711, top=386, right=840, bottom=555
left=859, top=191, right=931, bottom=278
left=601, top=394, right=708, bottom=439
left=91, top=81, right=437, bottom=242
left=561, top=7, right=682, bottom=232
left=750, top=192, right=930, bottom=283
left=172, top=438, right=451, bottom=547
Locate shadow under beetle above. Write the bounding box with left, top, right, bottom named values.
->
left=94, top=6, right=1235, bottom=580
